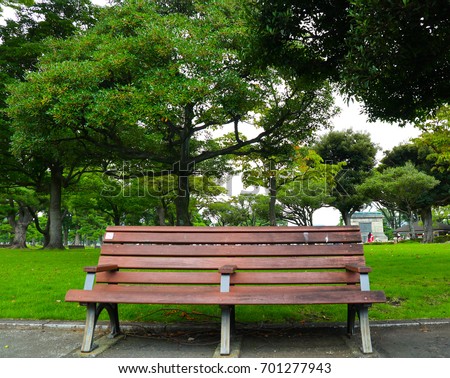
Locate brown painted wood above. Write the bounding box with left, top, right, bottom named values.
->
left=219, top=265, right=237, bottom=274
left=102, top=226, right=362, bottom=245
left=66, top=285, right=386, bottom=305
left=84, top=264, right=118, bottom=273
left=97, top=255, right=366, bottom=270
left=230, top=272, right=361, bottom=285
left=67, top=226, right=386, bottom=317
left=106, top=225, right=361, bottom=233
left=96, top=271, right=221, bottom=284
left=345, top=264, right=372, bottom=273
left=100, top=243, right=364, bottom=257
left=104, top=231, right=361, bottom=244
left=95, top=271, right=361, bottom=285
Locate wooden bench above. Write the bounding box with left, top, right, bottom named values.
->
left=65, top=226, right=386, bottom=354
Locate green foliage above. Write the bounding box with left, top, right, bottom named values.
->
left=433, top=206, right=450, bottom=225
left=380, top=141, right=450, bottom=211
left=246, top=0, right=350, bottom=83
left=433, top=235, right=450, bottom=243
left=414, top=105, right=450, bottom=172
left=5, top=0, right=256, bottom=163
left=314, top=129, right=379, bottom=224
left=0, top=1, right=102, bottom=249
left=358, top=162, right=440, bottom=215
left=277, top=149, right=343, bottom=226
left=342, top=0, right=450, bottom=122
left=0, top=0, right=33, bottom=11
left=249, top=0, right=450, bottom=123
left=202, top=194, right=279, bottom=226
left=6, top=0, right=339, bottom=226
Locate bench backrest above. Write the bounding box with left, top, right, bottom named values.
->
left=95, top=226, right=366, bottom=287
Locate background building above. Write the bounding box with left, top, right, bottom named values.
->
left=351, top=212, right=388, bottom=242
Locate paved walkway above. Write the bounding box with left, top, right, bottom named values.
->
left=1, top=318, right=450, bottom=358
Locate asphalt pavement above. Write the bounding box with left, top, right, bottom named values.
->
left=1, top=318, right=450, bottom=359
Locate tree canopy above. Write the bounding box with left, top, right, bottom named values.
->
left=314, top=129, right=379, bottom=225
left=414, top=105, right=450, bottom=172
left=379, top=139, right=450, bottom=242
left=249, top=0, right=450, bottom=123
left=0, top=0, right=100, bottom=248
left=358, top=162, right=440, bottom=239
left=6, top=0, right=337, bottom=226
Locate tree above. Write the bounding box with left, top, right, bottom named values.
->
left=7, top=0, right=337, bottom=227
left=414, top=105, right=450, bottom=172
left=314, top=129, right=379, bottom=225
left=233, top=78, right=338, bottom=226
left=277, top=150, right=343, bottom=226
left=202, top=194, right=278, bottom=226
left=375, top=207, right=408, bottom=234
left=0, top=1, right=99, bottom=248
left=0, top=187, right=38, bottom=248
left=434, top=206, right=450, bottom=225
left=279, top=180, right=332, bottom=226
left=380, top=141, right=450, bottom=242
left=249, top=0, right=450, bottom=123
left=358, top=162, right=440, bottom=239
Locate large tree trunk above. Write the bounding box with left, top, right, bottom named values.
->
left=341, top=210, right=352, bottom=226
left=30, top=208, right=50, bottom=247
left=112, top=204, right=121, bottom=226
left=175, top=105, right=194, bottom=226
left=10, top=205, right=33, bottom=249
left=157, top=205, right=166, bottom=226
left=420, top=206, right=434, bottom=243
left=269, top=175, right=277, bottom=226
left=74, top=230, right=82, bottom=245
left=46, top=164, right=65, bottom=249
left=176, top=174, right=191, bottom=226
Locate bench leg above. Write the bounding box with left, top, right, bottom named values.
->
left=98, top=303, right=121, bottom=338
left=347, top=304, right=357, bottom=335
left=220, top=305, right=233, bottom=355
left=80, top=302, right=121, bottom=353
left=357, top=305, right=373, bottom=354
left=81, top=303, right=97, bottom=353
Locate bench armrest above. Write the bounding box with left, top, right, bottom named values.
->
left=345, top=264, right=372, bottom=274
left=219, top=265, right=237, bottom=274
left=84, top=264, right=118, bottom=273
left=219, top=265, right=237, bottom=293
left=82, top=264, right=118, bottom=291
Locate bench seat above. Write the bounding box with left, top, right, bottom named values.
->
left=67, top=285, right=385, bottom=305
left=65, top=226, right=386, bottom=355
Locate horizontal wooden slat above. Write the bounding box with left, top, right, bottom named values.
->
left=104, top=232, right=361, bottom=244
left=96, top=271, right=221, bottom=285
left=103, top=226, right=361, bottom=244
left=97, top=256, right=366, bottom=270
left=66, top=285, right=386, bottom=305
left=100, top=243, right=363, bottom=257
left=106, top=226, right=361, bottom=233
left=95, top=271, right=361, bottom=285
left=233, top=272, right=361, bottom=285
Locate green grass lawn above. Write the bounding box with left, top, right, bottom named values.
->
left=0, top=243, right=449, bottom=325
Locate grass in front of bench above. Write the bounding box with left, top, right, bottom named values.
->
left=0, top=243, right=449, bottom=323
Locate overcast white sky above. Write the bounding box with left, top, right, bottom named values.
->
left=331, top=95, right=420, bottom=158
